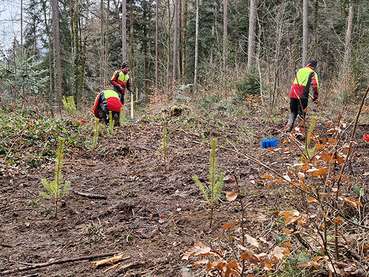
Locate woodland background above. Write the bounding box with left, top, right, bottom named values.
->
left=0, top=0, right=367, bottom=109
left=1, top=0, right=369, bottom=276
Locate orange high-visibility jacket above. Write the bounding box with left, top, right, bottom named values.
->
left=289, top=66, right=319, bottom=99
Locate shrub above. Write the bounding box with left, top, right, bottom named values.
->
left=236, top=73, right=260, bottom=101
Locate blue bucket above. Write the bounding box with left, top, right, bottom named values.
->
left=260, top=137, right=279, bottom=149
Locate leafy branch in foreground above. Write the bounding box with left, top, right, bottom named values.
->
left=41, top=138, right=70, bottom=218
left=193, top=137, right=224, bottom=229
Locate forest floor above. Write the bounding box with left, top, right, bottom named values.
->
left=1, top=97, right=369, bottom=277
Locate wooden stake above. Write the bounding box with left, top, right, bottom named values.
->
left=130, top=92, right=134, bottom=119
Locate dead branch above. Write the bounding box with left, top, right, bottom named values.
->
left=72, top=190, right=107, bottom=200
left=0, top=252, right=120, bottom=276
left=92, top=254, right=130, bottom=268
left=335, top=85, right=369, bottom=190
left=114, top=262, right=144, bottom=276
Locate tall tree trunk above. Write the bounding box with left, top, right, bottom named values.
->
left=193, top=0, right=199, bottom=91
left=166, top=0, right=171, bottom=87
left=100, top=0, right=105, bottom=89
left=122, top=0, right=127, bottom=62
left=181, top=0, right=187, bottom=80
left=129, top=0, right=134, bottom=78
left=343, top=1, right=354, bottom=73
left=20, top=0, right=24, bottom=97
left=222, top=0, right=228, bottom=68
left=247, top=0, right=257, bottom=71
left=172, top=0, right=179, bottom=83
left=79, top=17, right=86, bottom=102
left=143, top=0, right=149, bottom=94
left=313, top=0, right=318, bottom=58
left=51, top=0, right=63, bottom=112
left=20, top=0, right=23, bottom=54
left=155, top=0, right=159, bottom=88
left=71, top=0, right=82, bottom=107
left=42, top=0, right=54, bottom=110
left=302, top=0, right=308, bottom=66
left=178, top=0, right=182, bottom=81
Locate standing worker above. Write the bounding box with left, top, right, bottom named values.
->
left=285, top=60, right=319, bottom=132
left=110, top=62, right=132, bottom=105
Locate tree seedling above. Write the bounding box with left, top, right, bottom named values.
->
left=160, top=122, right=170, bottom=162
left=193, top=137, right=224, bottom=229
left=303, top=114, right=317, bottom=160
left=108, top=111, right=114, bottom=135
left=120, top=107, right=128, bottom=126
left=91, top=118, right=100, bottom=150
left=41, top=138, right=70, bottom=218
left=62, top=96, right=77, bottom=115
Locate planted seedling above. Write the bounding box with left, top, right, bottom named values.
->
left=193, top=137, right=224, bottom=229
left=40, top=138, right=70, bottom=218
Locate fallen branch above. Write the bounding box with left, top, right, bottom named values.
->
left=0, top=252, right=119, bottom=276
left=115, top=262, right=144, bottom=275
left=72, top=190, right=107, bottom=200
left=92, top=254, right=129, bottom=268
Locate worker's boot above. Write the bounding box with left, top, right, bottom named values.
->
left=285, top=113, right=295, bottom=132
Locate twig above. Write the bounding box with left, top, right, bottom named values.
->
left=335, top=85, right=369, bottom=190
left=72, top=190, right=107, bottom=200
left=333, top=85, right=369, bottom=259
left=0, top=252, right=120, bottom=275
left=115, top=262, right=144, bottom=275
left=224, top=140, right=290, bottom=183
left=0, top=243, right=13, bottom=248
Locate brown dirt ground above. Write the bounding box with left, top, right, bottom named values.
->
left=1, top=117, right=369, bottom=277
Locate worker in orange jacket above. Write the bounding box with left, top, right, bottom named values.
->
left=92, top=88, right=123, bottom=126
left=286, top=60, right=319, bottom=132
left=110, top=62, right=131, bottom=105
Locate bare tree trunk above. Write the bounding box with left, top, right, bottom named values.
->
left=129, top=0, right=134, bottom=79
left=155, top=0, right=159, bottom=88
left=181, top=0, right=187, bottom=82
left=271, top=2, right=286, bottom=109
left=313, top=0, right=318, bottom=58
left=172, top=0, right=179, bottom=83
left=193, top=0, right=199, bottom=91
left=166, top=0, right=171, bottom=88
left=51, top=0, right=63, bottom=113
left=20, top=0, right=24, bottom=98
left=122, top=0, right=127, bottom=62
left=71, top=0, right=82, bottom=107
left=100, top=0, right=105, bottom=89
left=302, top=0, right=308, bottom=66
left=247, top=0, right=257, bottom=71
left=42, top=0, right=54, bottom=110
left=106, top=0, right=110, bottom=82
left=343, top=1, right=354, bottom=73
left=222, top=0, right=228, bottom=68
left=143, top=0, right=149, bottom=94
left=178, top=0, right=182, bottom=81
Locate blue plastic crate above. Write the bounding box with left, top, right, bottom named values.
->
left=260, top=137, right=279, bottom=149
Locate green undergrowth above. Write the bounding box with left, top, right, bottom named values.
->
left=0, top=107, right=89, bottom=167
left=270, top=251, right=311, bottom=277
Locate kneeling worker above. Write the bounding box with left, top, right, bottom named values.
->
left=92, top=88, right=123, bottom=126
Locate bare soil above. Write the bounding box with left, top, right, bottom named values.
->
left=1, top=115, right=368, bottom=277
